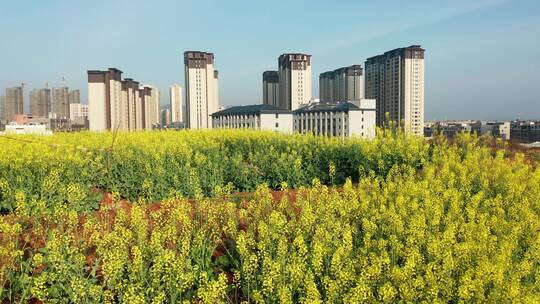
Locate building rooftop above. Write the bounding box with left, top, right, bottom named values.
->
left=212, top=104, right=291, bottom=117
left=293, top=102, right=361, bottom=114
left=366, top=45, right=425, bottom=62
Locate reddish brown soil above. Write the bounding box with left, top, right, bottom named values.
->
left=0, top=188, right=303, bottom=282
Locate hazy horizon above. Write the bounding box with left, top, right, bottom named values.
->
left=1, top=0, right=539, bottom=121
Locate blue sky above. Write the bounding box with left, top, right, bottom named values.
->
left=0, top=0, right=539, bottom=120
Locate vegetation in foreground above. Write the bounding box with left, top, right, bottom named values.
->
left=0, top=129, right=428, bottom=214
left=0, top=131, right=539, bottom=303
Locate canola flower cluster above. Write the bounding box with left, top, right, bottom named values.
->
left=0, top=131, right=539, bottom=302
left=0, top=129, right=427, bottom=214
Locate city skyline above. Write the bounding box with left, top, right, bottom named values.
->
left=1, top=0, right=539, bottom=120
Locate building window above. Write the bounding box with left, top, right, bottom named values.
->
left=275, top=122, right=279, bottom=128
left=275, top=113, right=279, bottom=118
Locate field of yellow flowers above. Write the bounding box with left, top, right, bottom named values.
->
left=0, top=130, right=428, bottom=214
left=1, top=130, right=539, bottom=303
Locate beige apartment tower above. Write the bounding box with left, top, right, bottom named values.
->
left=4, top=87, right=24, bottom=123
left=170, top=84, right=183, bottom=123
left=263, top=71, right=279, bottom=107
left=214, top=70, right=219, bottom=114
left=365, top=45, right=425, bottom=135
left=120, top=78, right=139, bottom=131
left=30, top=88, right=51, bottom=117
left=52, top=87, right=70, bottom=119
left=137, top=86, right=149, bottom=130
left=184, top=51, right=219, bottom=129
left=142, top=85, right=160, bottom=129
left=87, top=68, right=123, bottom=131
left=319, top=65, right=364, bottom=102
left=278, top=53, right=312, bottom=110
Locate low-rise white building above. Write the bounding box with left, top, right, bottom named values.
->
left=4, top=123, right=52, bottom=135
left=211, top=104, right=293, bottom=133
left=293, top=99, right=376, bottom=139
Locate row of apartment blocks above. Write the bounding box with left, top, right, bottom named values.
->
left=87, top=68, right=160, bottom=131
left=0, top=85, right=88, bottom=133
left=0, top=86, right=81, bottom=124
left=262, top=46, right=426, bottom=135
left=89, top=46, right=424, bottom=135
left=211, top=99, right=376, bottom=139
left=425, top=120, right=540, bottom=144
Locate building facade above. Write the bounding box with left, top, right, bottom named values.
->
left=263, top=71, right=279, bottom=107
left=293, top=100, right=376, bottom=139
left=69, top=90, right=80, bottom=104
left=30, top=88, right=51, bottom=117
left=4, top=124, right=52, bottom=135
left=121, top=78, right=140, bottom=131
left=278, top=53, right=312, bottom=110
left=488, top=122, right=511, bottom=140
left=0, top=95, right=5, bottom=123
left=511, top=121, right=540, bottom=143
left=170, top=84, right=183, bottom=123
left=424, top=120, right=512, bottom=140
left=4, top=87, right=24, bottom=123
left=319, top=65, right=364, bottom=102
left=319, top=71, right=334, bottom=103
left=52, top=87, right=70, bottom=119
left=161, top=108, right=171, bottom=127
left=142, top=85, right=160, bottom=129
left=69, top=103, right=89, bottom=126
left=88, top=68, right=157, bottom=131
left=184, top=51, right=219, bottom=129
left=365, top=45, right=425, bottom=135
left=88, top=68, right=122, bottom=131
left=211, top=104, right=293, bottom=133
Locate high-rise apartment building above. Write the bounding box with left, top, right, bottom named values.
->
left=4, top=87, right=24, bottom=123
left=263, top=71, right=279, bottom=107
left=184, top=51, right=219, bottom=129
left=170, top=84, right=183, bottom=123
left=319, top=71, right=334, bottom=103
left=52, top=87, right=70, bottom=119
left=278, top=53, right=312, bottom=110
left=137, top=86, right=150, bottom=130
left=69, top=90, right=80, bottom=104
left=214, top=70, right=219, bottom=113
left=161, top=108, right=171, bottom=127
left=29, top=88, right=51, bottom=117
left=142, top=85, right=160, bottom=129
left=0, top=95, right=5, bottom=123
left=88, top=68, right=158, bottom=131
left=319, top=65, right=364, bottom=102
left=88, top=68, right=124, bottom=131
left=365, top=45, right=425, bottom=135
left=121, top=78, right=140, bottom=131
